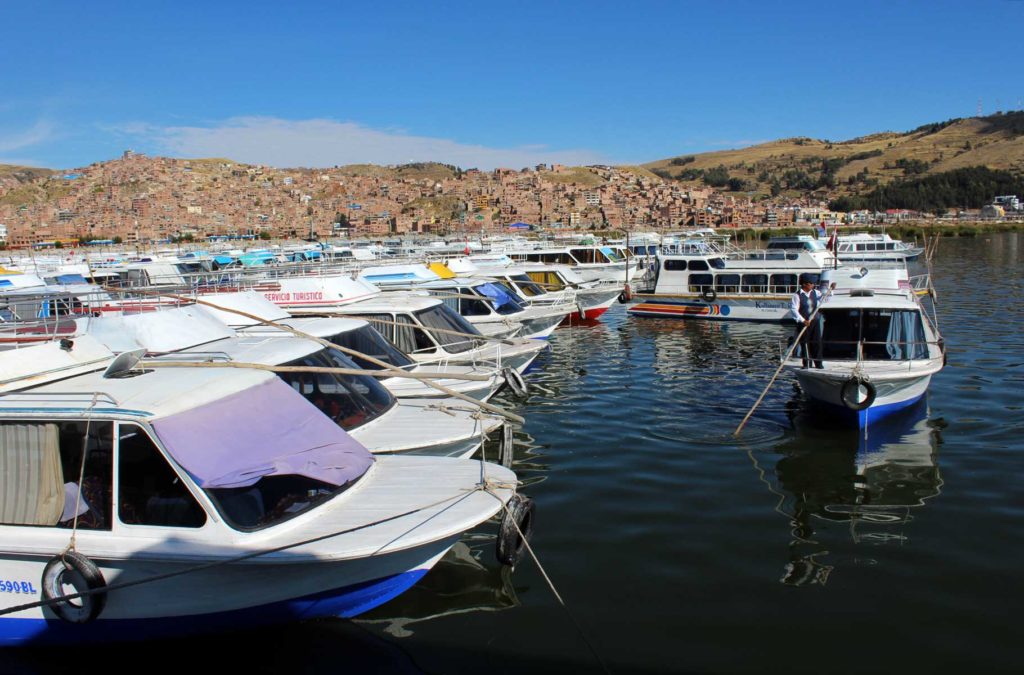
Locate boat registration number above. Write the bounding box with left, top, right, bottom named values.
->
left=0, top=579, right=38, bottom=594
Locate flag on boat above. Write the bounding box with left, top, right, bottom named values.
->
left=826, top=226, right=838, bottom=252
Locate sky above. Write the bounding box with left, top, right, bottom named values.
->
left=1, top=0, right=1022, bottom=170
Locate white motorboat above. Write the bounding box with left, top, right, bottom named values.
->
left=0, top=337, right=528, bottom=645
left=82, top=307, right=506, bottom=459
left=339, top=294, right=548, bottom=375
left=783, top=267, right=945, bottom=428
left=198, top=292, right=506, bottom=402
left=507, top=245, right=640, bottom=285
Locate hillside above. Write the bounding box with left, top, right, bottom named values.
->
left=644, top=112, right=1024, bottom=199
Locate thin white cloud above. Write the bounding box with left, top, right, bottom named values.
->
left=0, top=119, right=56, bottom=154
left=0, top=157, right=46, bottom=167
left=118, top=117, right=607, bottom=170
left=706, top=138, right=771, bottom=148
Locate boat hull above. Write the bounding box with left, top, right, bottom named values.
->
left=0, top=539, right=457, bottom=646
left=628, top=297, right=791, bottom=322
left=795, top=370, right=933, bottom=428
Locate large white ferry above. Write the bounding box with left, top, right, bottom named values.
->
left=834, top=233, right=923, bottom=262
left=628, top=250, right=824, bottom=322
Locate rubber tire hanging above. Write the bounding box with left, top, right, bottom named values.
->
left=840, top=377, right=877, bottom=411
left=40, top=551, right=107, bottom=623
left=496, top=494, right=536, bottom=567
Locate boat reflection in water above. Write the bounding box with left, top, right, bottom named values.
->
left=356, top=542, right=521, bottom=638
left=754, top=398, right=944, bottom=586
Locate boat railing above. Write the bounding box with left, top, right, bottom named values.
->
left=0, top=390, right=120, bottom=406
left=784, top=337, right=944, bottom=367
left=147, top=351, right=233, bottom=363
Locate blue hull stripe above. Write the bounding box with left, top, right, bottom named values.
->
left=0, top=568, right=427, bottom=646
left=812, top=393, right=926, bottom=429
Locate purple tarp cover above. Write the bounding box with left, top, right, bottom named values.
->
left=152, top=377, right=374, bottom=489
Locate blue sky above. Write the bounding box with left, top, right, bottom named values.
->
left=1, top=0, right=1021, bottom=170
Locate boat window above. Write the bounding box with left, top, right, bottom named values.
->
left=476, top=282, right=526, bottom=316
left=358, top=313, right=437, bottom=355
left=461, top=293, right=494, bottom=316
left=415, top=305, right=480, bottom=353
left=117, top=423, right=206, bottom=528
left=820, top=309, right=928, bottom=360
left=709, top=258, right=726, bottom=269
left=0, top=421, right=113, bottom=529
left=526, top=271, right=565, bottom=291
left=771, top=274, right=799, bottom=293
left=741, top=274, right=769, bottom=293
left=570, top=248, right=597, bottom=264
left=328, top=325, right=414, bottom=369
left=688, top=259, right=710, bottom=271
left=715, top=274, right=741, bottom=293
left=664, top=260, right=687, bottom=271
left=280, top=349, right=395, bottom=429
left=688, top=273, right=713, bottom=293
left=205, top=474, right=341, bottom=531
left=511, top=274, right=546, bottom=297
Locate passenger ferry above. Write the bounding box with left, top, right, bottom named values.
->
left=628, top=250, right=824, bottom=322
left=834, top=233, right=923, bottom=262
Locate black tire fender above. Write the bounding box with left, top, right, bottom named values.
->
left=41, top=551, right=107, bottom=623
left=701, top=287, right=718, bottom=303
left=503, top=367, right=528, bottom=398
left=840, top=377, right=876, bottom=411
left=496, top=493, right=535, bottom=567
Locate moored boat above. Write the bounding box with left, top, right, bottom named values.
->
left=0, top=338, right=528, bottom=645
left=783, top=268, right=945, bottom=427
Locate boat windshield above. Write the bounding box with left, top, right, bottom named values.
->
left=206, top=474, right=343, bottom=531
left=279, top=348, right=395, bottom=429
left=477, top=282, right=526, bottom=315
left=415, top=305, right=480, bottom=353
left=327, top=325, right=415, bottom=369
left=820, top=308, right=928, bottom=360
left=511, top=274, right=547, bottom=297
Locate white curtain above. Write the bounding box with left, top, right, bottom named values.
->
left=0, top=423, right=64, bottom=525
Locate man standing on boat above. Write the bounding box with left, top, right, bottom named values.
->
left=790, top=274, right=830, bottom=369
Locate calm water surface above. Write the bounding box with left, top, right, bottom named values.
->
left=8, top=234, right=1023, bottom=674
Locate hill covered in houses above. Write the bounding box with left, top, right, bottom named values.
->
left=1, top=113, right=1022, bottom=247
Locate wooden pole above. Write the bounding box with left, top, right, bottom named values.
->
left=734, top=288, right=833, bottom=436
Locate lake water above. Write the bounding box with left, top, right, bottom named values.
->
left=8, top=233, right=1023, bottom=674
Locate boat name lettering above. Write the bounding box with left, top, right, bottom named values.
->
left=754, top=301, right=786, bottom=309
left=263, top=292, right=323, bottom=302
left=0, top=579, right=37, bottom=594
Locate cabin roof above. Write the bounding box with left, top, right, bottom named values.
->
left=2, top=362, right=276, bottom=420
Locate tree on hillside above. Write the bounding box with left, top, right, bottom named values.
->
left=703, top=165, right=730, bottom=188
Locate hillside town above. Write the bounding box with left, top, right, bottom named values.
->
left=1, top=151, right=1021, bottom=248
